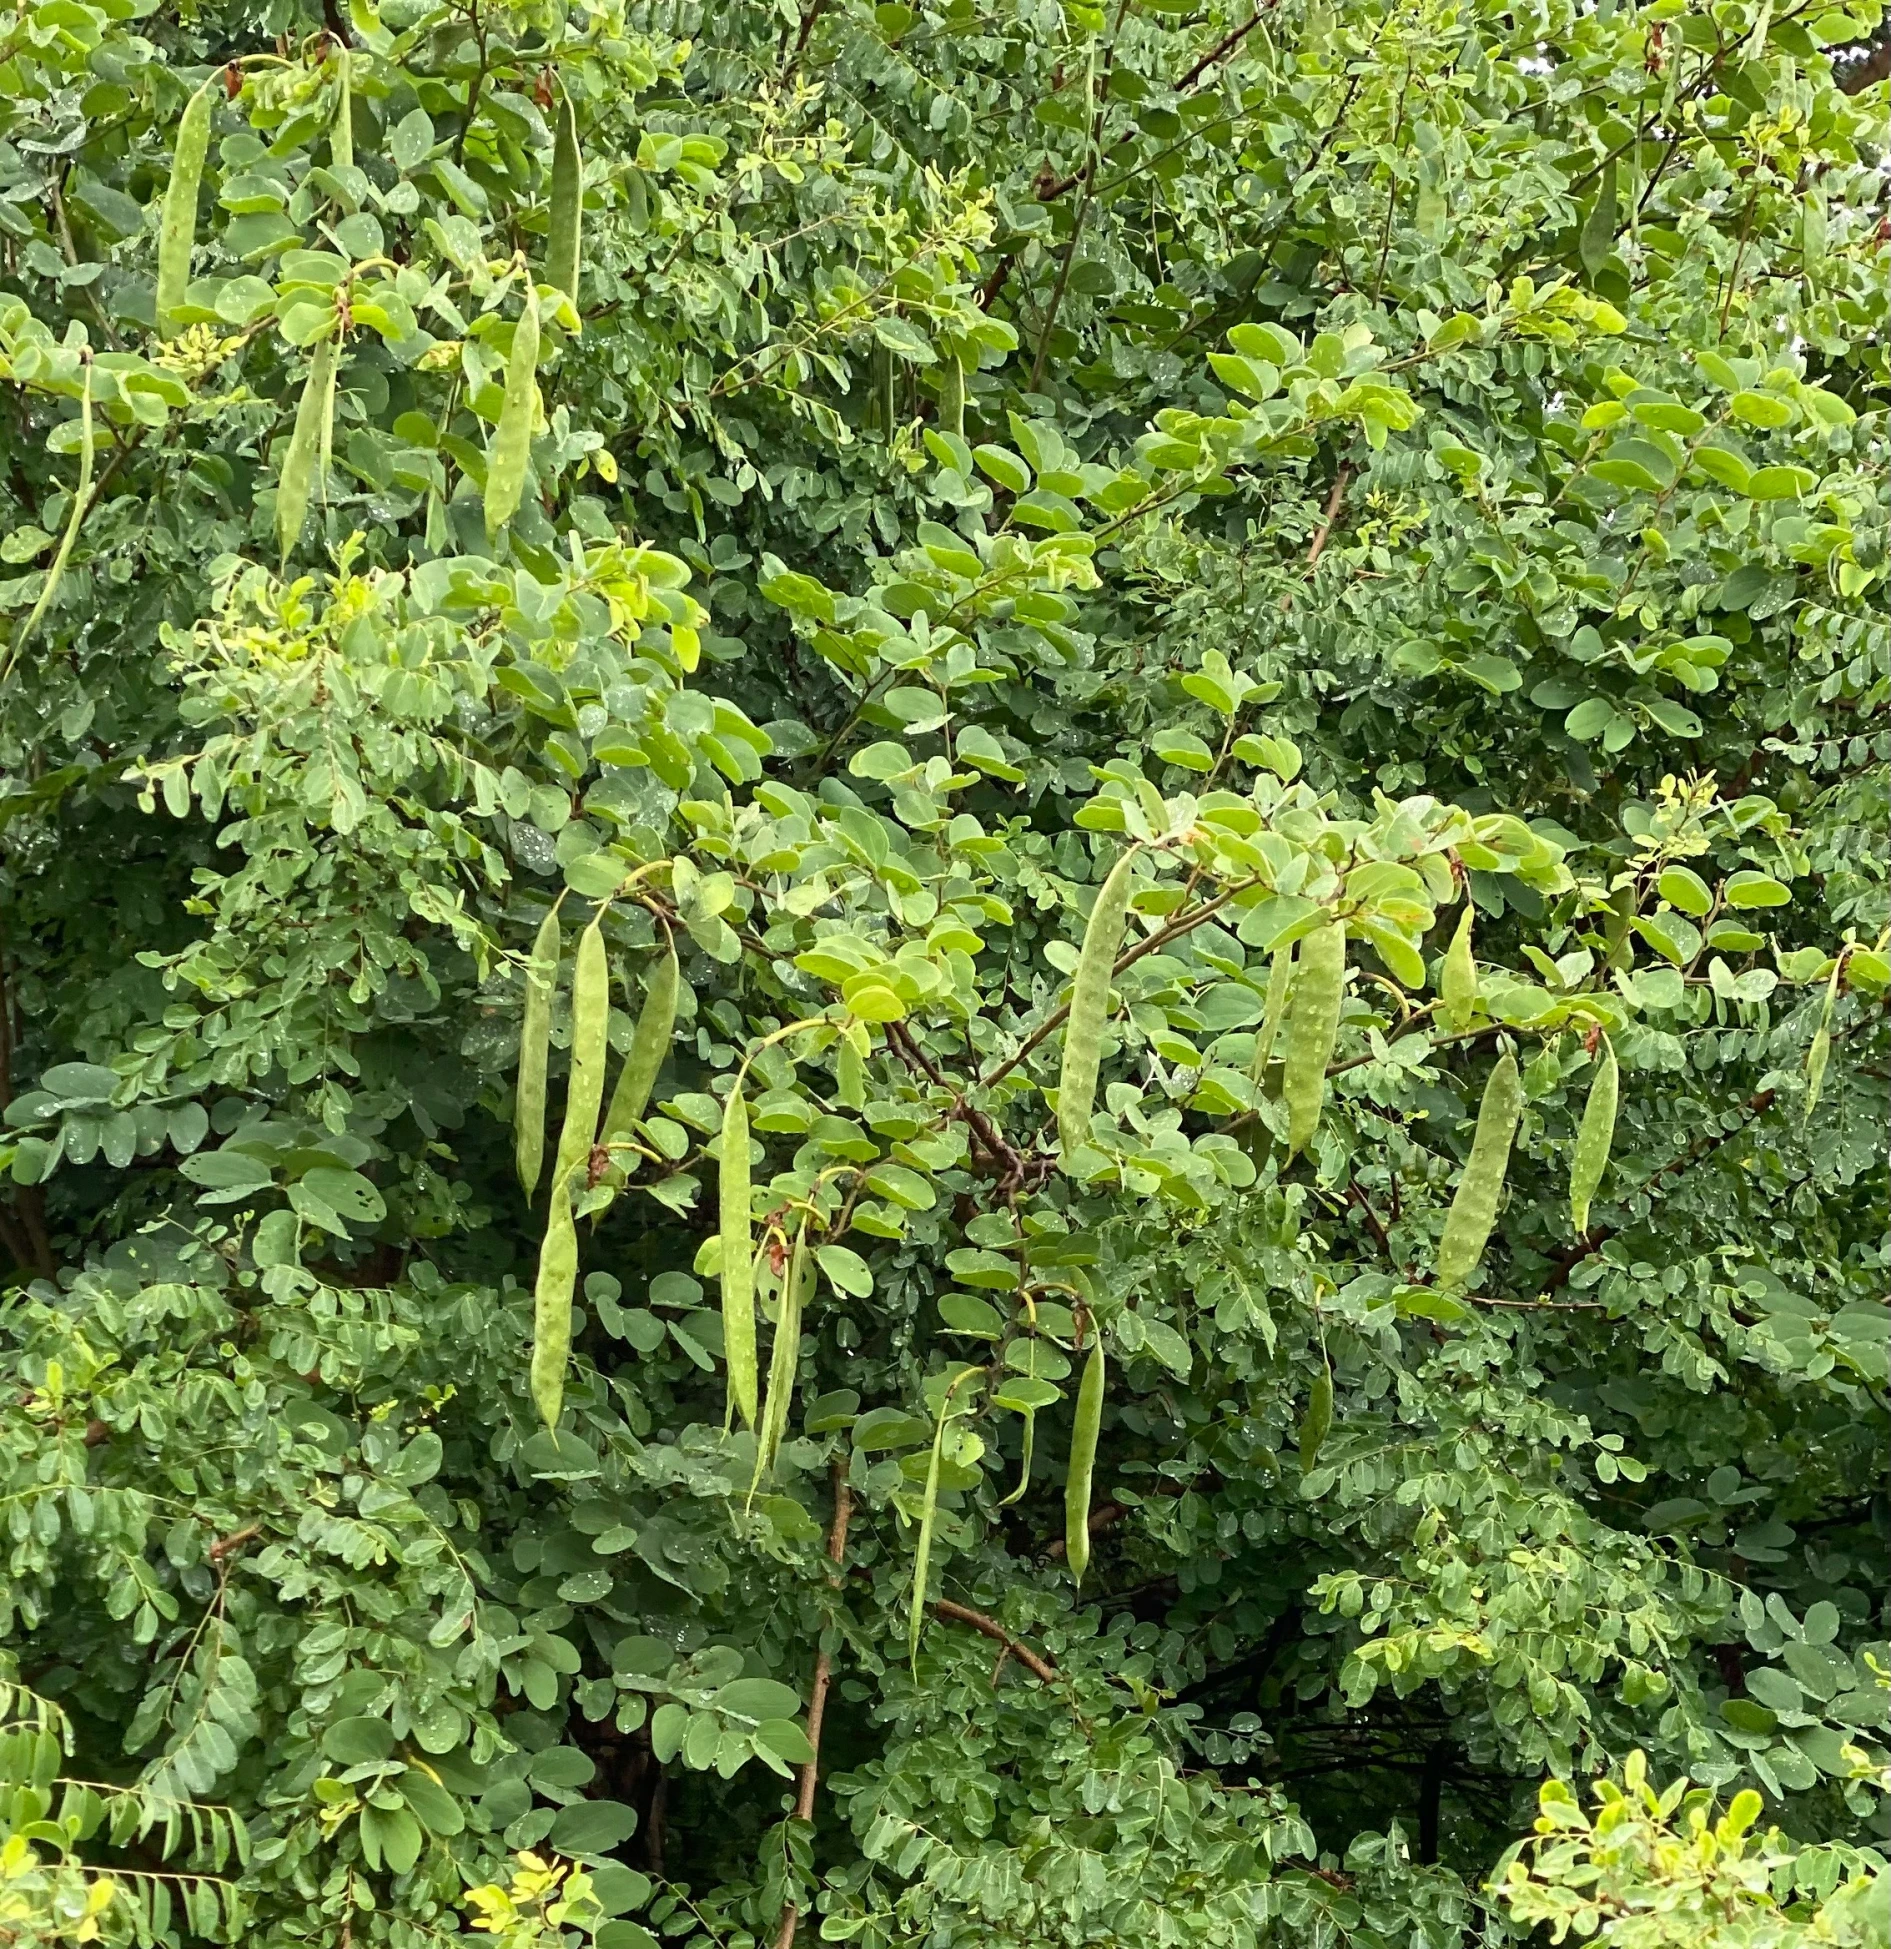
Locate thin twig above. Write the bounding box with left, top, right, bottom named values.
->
left=980, top=876, right=1263, bottom=1091
left=1044, top=1500, right=1125, bottom=1561
left=931, top=1599, right=1058, bottom=1683
left=208, top=1523, right=262, bottom=1564
left=774, top=1465, right=853, bottom=1949
left=1040, top=0, right=1285, bottom=200
left=1305, top=463, right=1352, bottom=569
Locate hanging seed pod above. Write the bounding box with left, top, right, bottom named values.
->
left=997, top=1408, right=1035, bottom=1508
left=1436, top=1050, right=1523, bottom=1289
left=719, top=1083, right=756, bottom=1427
left=1568, top=1035, right=1618, bottom=1238
left=1251, top=945, right=1295, bottom=1081
left=749, top=1224, right=810, bottom=1499
left=1057, top=848, right=1137, bottom=1161
left=938, top=358, right=965, bottom=437
left=907, top=1379, right=963, bottom=1664
left=1440, top=906, right=1478, bottom=1030
left=596, top=942, right=679, bottom=1189
left=1298, top=1358, right=1333, bottom=1474
left=12, top=365, right=95, bottom=668
left=330, top=45, right=354, bottom=175
left=550, top=917, right=610, bottom=1193
left=156, top=77, right=217, bottom=337
left=1064, top=1337, right=1105, bottom=1585
left=547, top=87, right=583, bottom=306
left=1804, top=955, right=1842, bottom=1121
left=276, top=329, right=338, bottom=566
left=514, top=908, right=562, bottom=1198
left=485, top=280, right=541, bottom=538
left=529, top=1176, right=577, bottom=1427
left=836, top=1033, right=866, bottom=1110
left=1282, top=920, right=1347, bottom=1155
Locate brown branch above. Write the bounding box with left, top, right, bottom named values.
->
left=787, top=0, right=831, bottom=72
left=1344, top=1179, right=1393, bottom=1262
left=208, top=1523, right=262, bottom=1564
left=976, top=255, right=1014, bottom=312
left=931, top=1599, right=1058, bottom=1683
left=1044, top=1500, right=1125, bottom=1560
left=1305, top=463, right=1352, bottom=569
left=1175, top=6, right=1276, bottom=89
left=1542, top=1083, right=1787, bottom=1296
left=1040, top=1, right=1283, bottom=200
left=980, top=876, right=1263, bottom=1091
left=1836, top=27, right=1890, bottom=92
left=774, top=1464, right=853, bottom=1949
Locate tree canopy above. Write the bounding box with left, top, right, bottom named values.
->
left=0, top=0, right=1886, bottom=1942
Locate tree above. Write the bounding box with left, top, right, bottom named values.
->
left=0, top=0, right=1884, bottom=1941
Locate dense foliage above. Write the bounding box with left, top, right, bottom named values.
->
left=0, top=0, right=1886, bottom=1941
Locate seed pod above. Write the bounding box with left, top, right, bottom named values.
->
left=1064, top=1337, right=1105, bottom=1585
left=597, top=942, right=678, bottom=1183
left=12, top=366, right=95, bottom=665
left=277, top=329, right=338, bottom=566
left=1282, top=920, right=1347, bottom=1156
left=550, top=917, right=610, bottom=1192
left=1440, top=906, right=1478, bottom=1030
left=1568, top=1034, right=1618, bottom=1238
left=485, top=281, right=541, bottom=539
left=1436, top=1050, right=1523, bottom=1290
left=515, top=908, right=562, bottom=1198
left=908, top=1393, right=951, bottom=1664
left=1057, top=848, right=1137, bottom=1161
left=836, top=1033, right=866, bottom=1110
left=547, top=88, right=583, bottom=306
left=997, top=1408, right=1035, bottom=1508
left=1298, top=1359, right=1333, bottom=1474
left=330, top=45, right=353, bottom=175
left=156, top=77, right=217, bottom=337
left=1804, top=957, right=1842, bottom=1121
left=529, top=1176, right=577, bottom=1427
left=719, top=1083, right=756, bottom=1428
left=1251, top=945, right=1294, bottom=1081
left=938, top=358, right=965, bottom=437
left=750, top=1224, right=809, bottom=1499
left=1804, top=1029, right=1830, bottom=1119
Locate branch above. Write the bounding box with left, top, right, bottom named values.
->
left=931, top=1599, right=1058, bottom=1684
left=1836, top=25, right=1890, bottom=92
left=1040, top=1, right=1284, bottom=200
left=774, top=1464, right=853, bottom=1949
left=1044, top=1500, right=1124, bottom=1560
left=208, top=1523, right=261, bottom=1564
left=1305, top=463, right=1352, bottom=569
left=980, top=876, right=1262, bottom=1091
